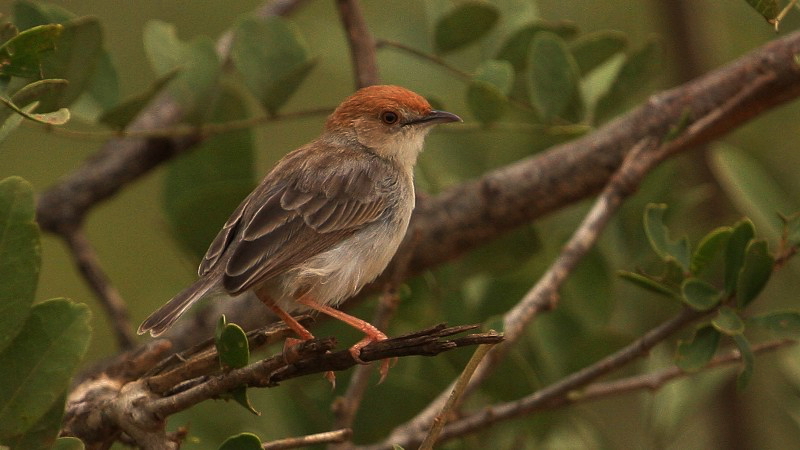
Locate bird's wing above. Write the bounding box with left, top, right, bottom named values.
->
left=201, top=144, right=394, bottom=295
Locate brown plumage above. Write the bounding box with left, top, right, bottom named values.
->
left=138, top=85, right=461, bottom=379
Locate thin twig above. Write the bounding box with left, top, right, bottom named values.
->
left=64, top=226, right=136, bottom=349
left=263, top=428, right=352, bottom=450
left=419, top=342, right=496, bottom=450
left=373, top=337, right=795, bottom=449
left=336, top=0, right=380, bottom=88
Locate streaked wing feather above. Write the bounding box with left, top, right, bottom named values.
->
left=220, top=146, right=393, bottom=295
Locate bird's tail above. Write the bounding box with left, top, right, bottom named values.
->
left=138, top=276, right=218, bottom=337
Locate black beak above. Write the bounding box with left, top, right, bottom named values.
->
left=406, top=110, right=462, bottom=126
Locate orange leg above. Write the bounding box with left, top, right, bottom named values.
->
left=296, top=295, right=391, bottom=382
left=255, top=289, right=335, bottom=386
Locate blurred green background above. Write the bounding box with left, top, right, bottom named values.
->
left=3, top=0, right=800, bottom=448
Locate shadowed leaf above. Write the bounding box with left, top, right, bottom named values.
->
left=736, top=239, right=773, bottom=308
left=643, top=203, right=691, bottom=271
left=570, top=30, right=628, bottom=75
left=0, top=299, right=91, bottom=439
left=0, top=177, right=40, bottom=354
left=495, top=20, right=579, bottom=71
left=231, top=17, right=315, bottom=115
left=691, top=226, right=732, bottom=276
left=723, top=218, right=756, bottom=295
left=434, top=2, right=499, bottom=54
left=712, top=306, right=745, bottom=335
left=219, top=433, right=262, bottom=450
left=675, top=325, right=720, bottom=372
left=681, top=278, right=722, bottom=311
left=527, top=32, right=581, bottom=122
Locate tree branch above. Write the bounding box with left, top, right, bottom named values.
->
left=62, top=323, right=502, bottom=447
left=336, top=0, right=380, bottom=88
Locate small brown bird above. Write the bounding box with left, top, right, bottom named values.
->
left=139, top=85, right=461, bottom=377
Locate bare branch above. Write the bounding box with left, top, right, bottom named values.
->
left=62, top=323, right=501, bottom=448
left=63, top=226, right=136, bottom=349
left=263, top=428, right=352, bottom=449
left=336, top=0, right=380, bottom=88
left=371, top=337, right=795, bottom=449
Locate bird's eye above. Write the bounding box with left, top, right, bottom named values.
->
left=380, top=110, right=399, bottom=125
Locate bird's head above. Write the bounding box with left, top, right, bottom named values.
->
left=324, top=85, right=461, bottom=168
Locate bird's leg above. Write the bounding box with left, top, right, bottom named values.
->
left=295, top=295, right=391, bottom=382
left=254, top=289, right=335, bottom=386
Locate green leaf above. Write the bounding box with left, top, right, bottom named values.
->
left=0, top=176, right=40, bottom=354
left=36, top=17, right=104, bottom=112
left=527, top=32, right=582, bottom=122
left=749, top=311, right=800, bottom=335
left=0, top=95, right=69, bottom=125
left=595, top=39, right=661, bottom=123
left=709, top=144, right=795, bottom=240
left=570, top=30, right=628, bottom=75
left=735, top=239, right=774, bottom=308
left=495, top=21, right=579, bottom=71
left=690, top=226, right=732, bottom=275
left=681, top=278, right=722, bottom=311
left=13, top=1, right=76, bottom=29
left=643, top=203, right=691, bottom=271
left=675, top=325, right=720, bottom=372
left=143, top=20, right=220, bottom=123
left=52, top=436, right=85, bottom=450
left=69, top=51, right=120, bottom=122
left=98, top=68, right=180, bottom=129
left=0, top=393, right=65, bottom=450
left=744, top=0, right=780, bottom=21
left=0, top=299, right=91, bottom=439
left=616, top=270, right=678, bottom=298
left=723, top=218, right=756, bottom=295
left=231, top=386, right=260, bottom=416
left=466, top=80, right=507, bottom=125
left=163, top=86, right=254, bottom=258
left=434, top=2, right=499, bottom=54
left=216, top=321, right=249, bottom=370
left=0, top=24, right=63, bottom=78
left=218, top=432, right=262, bottom=450
left=712, top=306, right=745, bottom=335
left=230, top=17, right=315, bottom=115
left=733, top=334, right=754, bottom=390
left=474, top=59, right=514, bottom=95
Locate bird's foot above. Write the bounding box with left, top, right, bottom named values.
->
left=348, top=331, right=394, bottom=383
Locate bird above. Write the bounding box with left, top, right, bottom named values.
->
left=138, top=85, right=461, bottom=380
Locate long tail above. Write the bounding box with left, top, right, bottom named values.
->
left=138, top=275, right=218, bottom=337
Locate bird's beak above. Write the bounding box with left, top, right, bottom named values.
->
left=406, top=110, right=462, bottom=126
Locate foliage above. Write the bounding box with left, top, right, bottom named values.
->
left=1, top=0, right=800, bottom=449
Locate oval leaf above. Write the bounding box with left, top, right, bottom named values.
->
left=231, top=17, right=315, bottom=115
left=474, top=59, right=514, bottom=94
left=0, top=177, right=40, bottom=354
left=0, top=299, right=91, bottom=439
left=681, top=278, right=722, bottom=311
left=712, top=306, right=745, bottom=335
left=690, top=226, right=732, bottom=276
left=466, top=80, right=507, bottom=125
left=2, top=393, right=65, bottom=450
left=527, top=32, right=581, bottom=122
left=595, top=40, right=661, bottom=123
left=495, top=20, right=579, bottom=71
left=0, top=24, right=63, bottom=78
left=643, top=203, right=691, bottom=271
left=723, top=218, right=756, bottom=295
left=570, top=30, right=628, bottom=75
left=735, top=239, right=774, bottom=308
left=434, top=2, right=499, bottom=54
left=215, top=322, right=249, bottom=370
left=675, top=325, right=720, bottom=372
left=163, top=86, right=255, bottom=258
left=219, top=433, right=262, bottom=450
